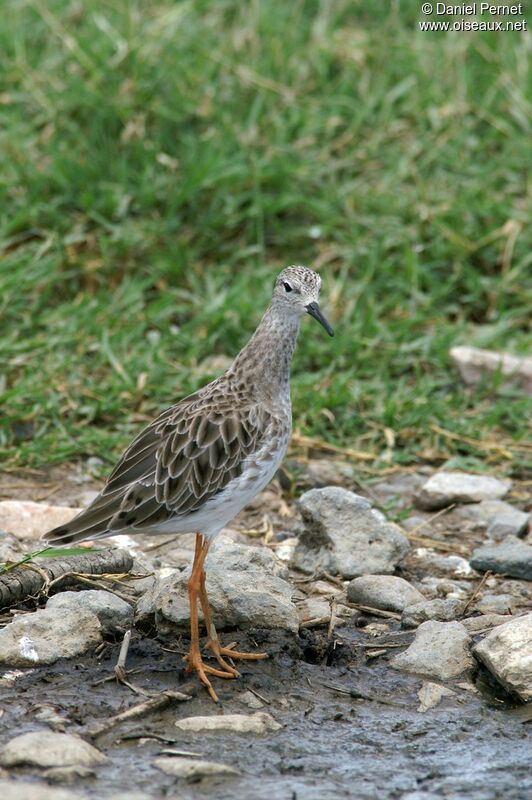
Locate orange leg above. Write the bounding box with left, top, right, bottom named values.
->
left=197, top=544, right=268, bottom=668
left=184, top=534, right=235, bottom=702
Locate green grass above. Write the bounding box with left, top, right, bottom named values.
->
left=1, top=0, right=531, bottom=477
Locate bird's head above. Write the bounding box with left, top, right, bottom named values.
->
left=272, top=265, right=334, bottom=336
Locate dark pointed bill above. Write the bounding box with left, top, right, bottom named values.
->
left=306, top=302, right=334, bottom=337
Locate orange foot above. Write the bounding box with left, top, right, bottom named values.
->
left=185, top=647, right=236, bottom=703
left=207, top=639, right=268, bottom=674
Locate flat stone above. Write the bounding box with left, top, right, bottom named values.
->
left=487, top=509, right=529, bottom=541
left=401, top=598, right=463, bottom=628
left=236, top=690, right=264, bottom=709
left=417, top=681, right=456, bottom=712
left=454, top=501, right=529, bottom=542
left=0, top=501, right=79, bottom=542
left=136, top=539, right=298, bottom=634
left=46, top=590, right=133, bottom=635
left=347, top=575, right=424, bottom=612
left=470, top=537, right=532, bottom=580
left=0, top=607, right=102, bottom=667
left=461, top=614, right=514, bottom=633
left=368, top=473, right=427, bottom=507
left=109, top=795, right=156, bottom=800
left=175, top=712, right=281, bottom=734
left=419, top=577, right=469, bottom=600
left=297, top=596, right=332, bottom=624
left=391, top=621, right=474, bottom=680
left=473, top=614, right=532, bottom=701
left=0, top=780, right=84, bottom=800
left=154, top=757, right=239, bottom=779
left=450, top=345, right=532, bottom=394
left=0, top=731, right=107, bottom=769
left=41, top=765, right=96, bottom=783
left=416, top=471, right=511, bottom=511
left=454, top=499, right=517, bottom=527
left=473, top=593, right=515, bottom=615
left=292, top=487, right=410, bottom=579
left=411, top=550, right=472, bottom=577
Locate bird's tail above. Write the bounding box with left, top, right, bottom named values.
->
left=43, top=497, right=116, bottom=546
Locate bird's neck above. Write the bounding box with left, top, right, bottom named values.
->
left=229, top=304, right=301, bottom=405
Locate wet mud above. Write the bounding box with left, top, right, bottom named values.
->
left=2, top=627, right=530, bottom=800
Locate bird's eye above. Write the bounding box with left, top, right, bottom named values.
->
left=282, top=281, right=293, bottom=293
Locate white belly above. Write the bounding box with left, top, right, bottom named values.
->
left=153, top=433, right=289, bottom=539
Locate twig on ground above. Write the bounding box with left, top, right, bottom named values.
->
left=344, top=602, right=402, bottom=620
left=292, top=571, right=345, bottom=589
left=91, top=666, right=146, bottom=687
left=84, top=689, right=191, bottom=738
left=115, top=629, right=132, bottom=682
left=48, top=573, right=137, bottom=603
left=247, top=687, right=271, bottom=706
left=356, top=642, right=407, bottom=648
left=461, top=570, right=493, bottom=617
left=406, top=504, right=457, bottom=534
left=327, top=597, right=338, bottom=641
left=321, top=681, right=409, bottom=708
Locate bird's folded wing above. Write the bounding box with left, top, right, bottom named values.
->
left=44, top=396, right=277, bottom=543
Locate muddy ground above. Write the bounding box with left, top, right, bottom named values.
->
left=1, top=626, right=531, bottom=800
left=1, top=464, right=531, bottom=799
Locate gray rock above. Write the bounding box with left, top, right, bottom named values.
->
left=136, top=539, right=298, bottom=634
left=110, top=795, right=156, bottom=800
left=236, top=690, right=264, bottom=709
left=473, top=593, right=515, bottom=615
left=461, top=614, right=514, bottom=633
left=417, top=681, right=456, bottom=712
left=454, top=500, right=529, bottom=541
left=450, top=345, right=532, bottom=394
left=419, top=576, right=469, bottom=600
left=470, top=537, right=532, bottom=580
left=391, top=621, right=474, bottom=680
left=347, top=575, right=424, bottom=612
left=487, top=509, right=529, bottom=541
left=416, top=471, right=511, bottom=511
left=454, top=499, right=517, bottom=527
left=411, top=550, right=472, bottom=577
left=473, top=614, right=532, bottom=701
left=46, top=590, right=133, bottom=636
left=0, top=731, right=107, bottom=769
left=369, top=473, right=427, bottom=507
left=154, top=757, right=239, bottom=779
left=0, top=607, right=102, bottom=667
left=175, top=712, right=281, bottom=734
left=400, top=794, right=440, bottom=800
left=297, top=596, right=333, bottom=624
left=292, top=487, right=410, bottom=579
left=0, top=780, right=84, bottom=800
left=401, top=598, right=463, bottom=628
left=41, top=766, right=96, bottom=783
